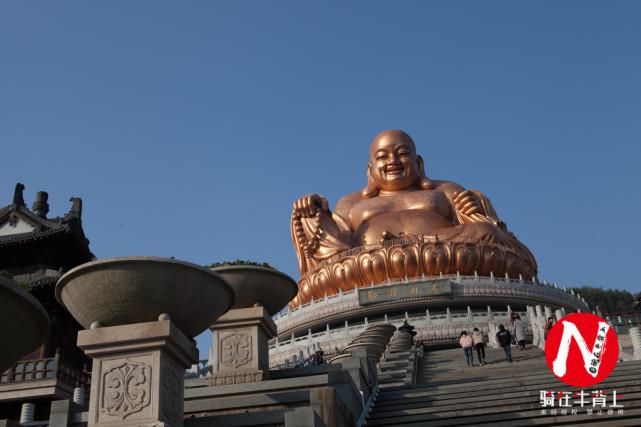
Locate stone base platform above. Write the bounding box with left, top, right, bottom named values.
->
left=270, top=275, right=588, bottom=368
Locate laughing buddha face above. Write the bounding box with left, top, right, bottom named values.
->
left=368, top=130, right=422, bottom=193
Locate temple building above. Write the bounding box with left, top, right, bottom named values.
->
left=0, top=184, right=93, bottom=421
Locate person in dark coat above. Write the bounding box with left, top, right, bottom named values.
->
left=472, top=328, right=486, bottom=366
left=496, top=325, right=513, bottom=362
left=544, top=317, right=556, bottom=340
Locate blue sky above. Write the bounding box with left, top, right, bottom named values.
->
left=2, top=2, right=640, bottom=354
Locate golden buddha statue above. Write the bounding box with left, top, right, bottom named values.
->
left=290, top=130, right=537, bottom=307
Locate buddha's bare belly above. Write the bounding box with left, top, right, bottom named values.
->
left=354, top=210, right=454, bottom=246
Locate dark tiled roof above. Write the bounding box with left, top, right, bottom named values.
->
left=0, top=184, right=94, bottom=275
left=0, top=226, right=68, bottom=247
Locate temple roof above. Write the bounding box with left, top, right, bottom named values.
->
left=0, top=183, right=94, bottom=284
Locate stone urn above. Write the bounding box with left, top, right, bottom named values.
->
left=343, top=341, right=388, bottom=359
left=207, top=264, right=297, bottom=385
left=359, top=324, right=396, bottom=337
left=328, top=353, right=355, bottom=364
left=328, top=352, right=380, bottom=365
left=210, top=264, right=298, bottom=315
left=329, top=324, right=396, bottom=364
left=56, top=256, right=234, bottom=336
left=56, top=256, right=234, bottom=427
left=351, top=335, right=392, bottom=346
left=0, top=275, right=50, bottom=373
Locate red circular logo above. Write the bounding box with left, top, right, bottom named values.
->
left=544, top=313, right=618, bottom=387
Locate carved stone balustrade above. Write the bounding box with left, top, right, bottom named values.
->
left=209, top=306, right=276, bottom=386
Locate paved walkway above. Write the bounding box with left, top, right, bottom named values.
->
left=420, top=345, right=548, bottom=384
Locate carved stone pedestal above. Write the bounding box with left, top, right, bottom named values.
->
left=77, top=319, right=197, bottom=427
left=210, top=306, right=276, bottom=386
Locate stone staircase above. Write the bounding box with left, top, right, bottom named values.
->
left=377, top=349, right=416, bottom=388
left=377, top=326, right=420, bottom=388
left=365, top=346, right=641, bottom=426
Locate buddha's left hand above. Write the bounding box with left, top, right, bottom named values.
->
left=453, top=190, right=484, bottom=217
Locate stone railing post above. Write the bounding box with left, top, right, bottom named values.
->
left=209, top=306, right=276, bottom=385
left=527, top=306, right=538, bottom=347
left=629, top=327, right=641, bottom=361
left=555, top=309, right=563, bottom=321
left=487, top=322, right=499, bottom=349
left=535, top=305, right=545, bottom=350
left=19, top=403, right=34, bottom=425
left=72, top=387, right=85, bottom=406
left=487, top=305, right=494, bottom=321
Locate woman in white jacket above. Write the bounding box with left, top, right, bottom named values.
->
left=459, top=331, right=474, bottom=367
left=512, top=314, right=527, bottom=350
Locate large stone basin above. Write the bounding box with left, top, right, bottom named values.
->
left=56, top=257, right=234, bottom=338
left=351, top=335, right=392, bottom=346
left=0, top=276, right=50, bottom=373
left=343, top=341, right=387, bottom=358
left=210, top=265, right=298, bottom=316
left=362, top=324, right=396, bottom=337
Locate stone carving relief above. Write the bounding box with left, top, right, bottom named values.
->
left=160, top=362, right=181, bottom=427
left=221, top=333, right=252, bottom=369
left=101, top=360, right=151, bottom=419
left=211, top=371, right=263, bottom=386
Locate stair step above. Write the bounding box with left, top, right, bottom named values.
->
left=375, top=379, right=641, bottom=409
left=366, top=395, right=641, bottom=426
left=379, top=362, right=410, bottom=370
left=372, top=385, right=641, bottom=415
left=394, top=361, right=641, bottom=392
left=365, top=347, right=641, bottom=427
left=379, top=368, right=641, bottom=399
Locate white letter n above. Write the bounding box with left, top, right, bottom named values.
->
left=552, top=320, right=609, bottom=378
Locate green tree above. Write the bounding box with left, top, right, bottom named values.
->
left=571, top=286, right=636, bottom=315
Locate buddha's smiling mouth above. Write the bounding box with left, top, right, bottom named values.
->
left=383, top=164, right=405, bottom=177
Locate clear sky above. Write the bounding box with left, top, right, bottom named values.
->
left=2, top=2, right=640, bottom=354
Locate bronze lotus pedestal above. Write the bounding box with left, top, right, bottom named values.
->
left=56, top=257, right=234, bottom=427
left=209, top=265, right=297, bottom=386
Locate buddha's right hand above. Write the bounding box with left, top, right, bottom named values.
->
left=293, top=194, right=329, bottom=218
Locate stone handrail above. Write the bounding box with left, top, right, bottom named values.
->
left=274, top=275, right=589, bottom=336
left=0, top=355, right=90, bottom=391
left=269, top=310, right=533, bottom=368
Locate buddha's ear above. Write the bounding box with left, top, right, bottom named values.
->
left=416, top=155, right=435, bottom=190
left=362, top=164, right=379, bottom=198
left=417, top=155, right=425, bottom=175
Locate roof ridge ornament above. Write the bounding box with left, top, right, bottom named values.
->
left=69, top=197, right=82, bottom=219
left=13, top=183, right=25, bottom=207
left=32, top=191, right=49, bottom=218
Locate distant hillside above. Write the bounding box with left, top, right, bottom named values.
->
left=571, top=286, right=638, bottom=314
